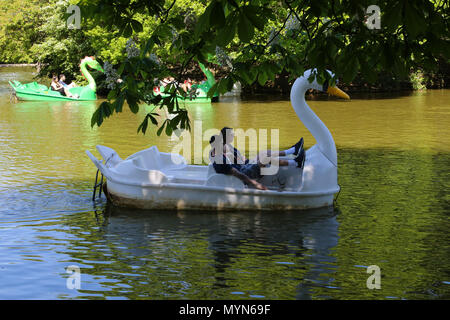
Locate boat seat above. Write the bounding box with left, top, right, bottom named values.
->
left=127, top=146, right=186, bottom=171
left=163, top=169, right=207, bottom=185
left=112, top=158, right=169, bottom=184
left=204, top=164, right=245, bottom=189
left=158, top=151, right=187, bottom=170
left=130, top=156, right=207, bottom=185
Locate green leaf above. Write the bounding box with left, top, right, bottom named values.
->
left=248, top=68, right=258, bottom=83
left=122, top=23, right=132, bottom=38
left=142, top=36, right=156, bottom=57
left=165, top=122, right=173, bottom=136
left=404, top=3, right=424, bottom=38
left=126, top=77, right=137, bottom=92
left=149, top=114, right=158, bottom=125
left=155, top=24, right=173, bottom=40
left=107, top=89, right=117, bottom=100
left=137, top=113, right=158, bottom=134
left=309, top=1, right=322, bottom=16
left=156, top=120, right=166, bottom=136
left=237, top=14, right=254, bottom=43
left=91, top=101, right=112, bottom=128
left=194, top=3, right=213, bottom=39
left=225, top=77, right=234, bottom=92
left=383, top=1, right=402, bottom=32
left=130, top=19, right=143, bottom=33
left=262, top=62, right=279, bottom=80
left=91, top=106, right=101, bottom=128
left=128, top=100, right=139, bottom=114
left=210, top=2, right=225, bottom=28
left=243, top=6, right=265, bottom=31
left=207, top=82, right=219, bottom=98
left=137, top=116, right=148, bottom=134
left=112, top=94, right=125, bottom=113
left=117, top=63, right=125, bottom=75
left=216, top=14, right=237, bottom=46
left=126, top=91, right=139, bottom=114
left=216, top=78, right=233, bottom=95
left=343, top=55, right=360, bottom=83
left=257, top=70, right=268, bottom=86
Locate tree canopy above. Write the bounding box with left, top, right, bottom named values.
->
left=76, top=0, right=449, bottom=135
left=1, top=0, right=448, bottom=135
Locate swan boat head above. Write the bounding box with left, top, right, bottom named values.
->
left=290, top=69, right=349, bottom=192
left=80, top=56, right=104, bottom=73
left=293, top=69, right=349, bottom=100
left=78, top=56, right=104, bottom=95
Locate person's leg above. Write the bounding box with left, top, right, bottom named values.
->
left=57, top=87, right=66, bottom=96
left=257, top=138, right=303, bottom=159
left=261, top=150, right=283, bottom=157
left=258, top=151, right=305, bottom=168
left=261, top=159, right=296, bottom=167
left=64, top=87, right=73, bottom=97
left=255, top=151, right=294, bottom=165
left=239, top=164, right=262, bottom=179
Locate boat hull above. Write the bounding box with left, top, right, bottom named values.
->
left=156, top=93, right=212, bottom=104
left=10, top=81, right=97, bottom=101
left=15, top=91, right=96, bottom=101
left=86, top=145, right=340, bottom=211
left=104, top=179, right=338, bottom=211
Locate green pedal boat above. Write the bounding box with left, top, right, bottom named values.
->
left=153, top=62, right=219, bottom=103
left=9, top=56, right=104, bottom=101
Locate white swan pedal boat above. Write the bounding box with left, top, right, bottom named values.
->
left=86, top=69, right=349, bottom=211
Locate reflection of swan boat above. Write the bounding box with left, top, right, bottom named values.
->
left=9, top=57, right=103, bottom=101
left=88, top=205, right=339, bottom=298
left=86, top=69, right=349, bottom=210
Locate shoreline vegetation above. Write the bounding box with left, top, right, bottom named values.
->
left=1, top=0, right=448, bottom=136
left=1, top=1, right=448, bottom=99
left=0, top=64, right=37, bottom=67
left=3, top=63, right=448, bottom=96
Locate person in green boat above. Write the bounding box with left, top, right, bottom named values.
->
left=59, top=74, right=77, bottom=89
left=51, top=75, right=75, bottom=98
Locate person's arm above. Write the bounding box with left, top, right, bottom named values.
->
left=229, top=168, right=267, bottom=190
left=235, top=148, right=247, bottom=163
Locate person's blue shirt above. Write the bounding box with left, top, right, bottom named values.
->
left=59, top=80, right=68, bottom=88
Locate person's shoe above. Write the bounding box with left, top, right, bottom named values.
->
left=290, top=137, right=304, bottom=156
left=294, top=148, right=305, bottom=168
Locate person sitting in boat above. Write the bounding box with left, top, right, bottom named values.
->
left=50, top=75, right=74, bottom=98
left=59, top=74, right=76, bottom=89
left=209, top=128, right=305, bottom=190
left=209, top=134, right=266, bottom=190
left=181, top=78, right=192, bottom=93
left=221, top=127, right=305, bottom=168
left=160, top=77, right=177, bottom=93
left=160, top=77, right=171, bottom=88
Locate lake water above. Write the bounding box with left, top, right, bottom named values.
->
left=0, top=67, right=449, bottom=299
